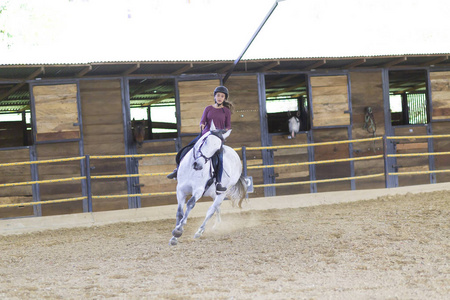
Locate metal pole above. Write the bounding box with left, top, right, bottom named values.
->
left=85, top=155, right=93, bottom=212
left=222, top=0, right=285, bottom=84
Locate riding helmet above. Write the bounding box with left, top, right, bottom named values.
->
left=214, top=86, right=229, bottom=99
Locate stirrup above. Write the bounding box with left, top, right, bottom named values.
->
left=167, top=169, right=177, bottom=179
left=216, top=183, right=226, bottom=194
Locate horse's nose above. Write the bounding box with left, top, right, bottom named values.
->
left=193, top=162, right=203, bottom=170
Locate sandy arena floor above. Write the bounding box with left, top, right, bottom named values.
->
left=0, top=190, right=449, bottom=299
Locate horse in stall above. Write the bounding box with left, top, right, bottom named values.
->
left=287, top=111, right=301, bottom=139
left=169, top=122, right=248, bottom=246
left=131, top=119, right=145, bottom=147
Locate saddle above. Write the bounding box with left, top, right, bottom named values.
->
left=177, top=144, right=220, bottom=191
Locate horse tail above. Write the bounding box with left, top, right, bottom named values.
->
left=227, top=174, right=248, bottom=208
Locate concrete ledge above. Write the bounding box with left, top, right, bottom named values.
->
left=2, top=182, right=450, bottom=236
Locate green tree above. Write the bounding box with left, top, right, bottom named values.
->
left=0, top=1, right=13, bottom=49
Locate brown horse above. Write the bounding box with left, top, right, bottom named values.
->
left=131, top=119, right=145, bottom=147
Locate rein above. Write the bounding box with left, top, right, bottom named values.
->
left=193, top=131, right=225, bottom=164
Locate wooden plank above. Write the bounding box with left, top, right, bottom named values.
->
left=33, top=84, right=80, bottom=140
left=396, top=142, right=428, bottom=151
left=313, top=114, right=350, bottom=127
left=36, top=142, right=80, bottom=158
left=310, top=94, right=349, bottom=105
left=311, top=75, right=347, bottom=87
left=179, top=79, right=220, bottom=134
left=311, top=75, right=349, bottom=127
left=430, top=72, right=450, bottom=120
left=310, top=85, right=348, bottom=96
left=350, top=71, right=385, bottom=140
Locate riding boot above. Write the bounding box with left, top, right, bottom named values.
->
left=216, top=182, right=226, bottom=194
left=167, top=168, right=177, bottom=179
left=215, top=150, right=226, bottom=194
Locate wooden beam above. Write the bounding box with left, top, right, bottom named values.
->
left=0, top=67, right=44, bottom=102
left=140, top=93, right=175, bottom=107
left=122, top=63, right=140, bottom=76
left=304, top=59, right=326, bottom=70
left=258, top=60, right=280, bottom=72
left=172, top=63, right=193, bottom=75
left=266, top=82, right=306, bottom=98
left=383, top=57, right=407, bottom=68
left=218, top=64, right=233, bottom=73
left=342, top=59, right=366, bottom=69
left=265, top=74, right=299, bottom=88
left=420, top=55, right=449, bottom=67
left=76, top=65, right=92, bottom=77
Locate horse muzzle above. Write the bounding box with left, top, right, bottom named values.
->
left=193, top=162, right=203, bottom=170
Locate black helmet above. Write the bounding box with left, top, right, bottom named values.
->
left=214, top=86, right=229, bottom=99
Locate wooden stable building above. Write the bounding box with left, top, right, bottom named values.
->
left=1, top=53, right=450, bottom=219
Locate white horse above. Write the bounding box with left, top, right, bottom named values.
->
left=288, top=111, right=301, bottom=139
left=169, top=122, right=247, bottom=246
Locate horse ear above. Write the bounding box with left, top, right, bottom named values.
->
left=287, top=111, right=292, bottom=117
left=223, top=129, right=231, bottom=139
left=210, top=120, right=216, bottom=131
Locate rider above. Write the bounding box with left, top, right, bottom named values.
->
left=167, top=86, right=233, bottom=194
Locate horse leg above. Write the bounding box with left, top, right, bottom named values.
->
left=194, top=194, right=226, bottom=238
left=172, top=190, right=201, bottom=239
left=213, top=206, right=221, bottom=229
left=170, top=191, right=186, bottom=246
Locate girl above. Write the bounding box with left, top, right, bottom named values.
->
left=167, top=86, right=233, bottom=194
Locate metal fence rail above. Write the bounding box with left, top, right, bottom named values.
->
left=1, top=135, right=450, bottom=212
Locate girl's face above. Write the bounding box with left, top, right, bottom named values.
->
left=215, top=92, right=226, bottom=105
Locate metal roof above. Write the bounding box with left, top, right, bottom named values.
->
left=0, top=53, right=449, bottom=114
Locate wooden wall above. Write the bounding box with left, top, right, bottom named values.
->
left=431, top=122, right=450, bottom=183
left=0, top=148, right=33, bottom=218
left=226, top=76, right=264, bottom=198
left=430, top=71, right=450, bottom=120
left=179, top=79, right=220, bottom=135
left=430, top=71, right=450, bottom=183
left=33, top=84, right=80, bottom=142
left=393, top=126, right=430, bottom=187
left=137, top=140, right=178, bottom=207
left=36, top=142, right=84, bottom=216
left=0, top=121, right=27, bottom=147
left=311, top=75, right=350, bottom=127
left=80, top=79, right=128, bottom=212
left=270, top=133, right=310, bottom=195
left=313, top=128, right=352, bottom=192
left=350, top=71, right=385, bottom=189
left=4, top=69, right=450, bottom=219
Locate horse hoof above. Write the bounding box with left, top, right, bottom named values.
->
left=172, top=228, right=183, bottom=238
left=169, top=237, right=178, bottom=246
left=194, top=228, right=204, bottom=239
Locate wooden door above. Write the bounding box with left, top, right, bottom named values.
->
left=178, top=79, right=220, bottom=137
left=310, top=75, right=350, bottom=127
left=33, top=84, right=80, bottom=142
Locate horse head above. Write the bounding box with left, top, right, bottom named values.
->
left=132, top=119, right=145, bottom=147
left=288, top=111, right=301, bottom=139
left=192, top=123, right=231, bottom=170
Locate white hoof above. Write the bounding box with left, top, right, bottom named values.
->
left=169, top=236, right=178, bottom=246
left=194, top=228, right=204, bottom=239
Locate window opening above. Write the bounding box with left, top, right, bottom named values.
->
left=0, top=84, right=32, bottom=147
left=265, top=74, right=310, bottom=134
left=389, top=70, right=429, bottom=126
left=129, top=79, right=177, bottom=140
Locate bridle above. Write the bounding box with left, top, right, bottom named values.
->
left=192, top=131, right=225, bottom=168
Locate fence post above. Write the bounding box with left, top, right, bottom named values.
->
left=241, top=147, right=247, bottom=177
left=85, top=155, right=93, bottom=212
